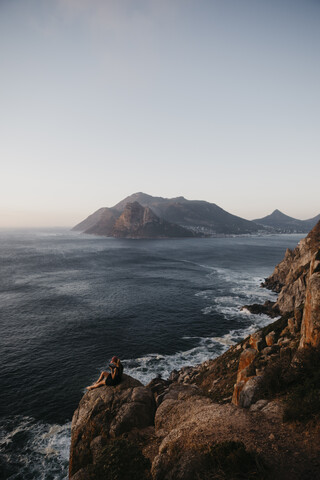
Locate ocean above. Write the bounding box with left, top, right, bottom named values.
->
left=0, top=229, right=304, bottom=479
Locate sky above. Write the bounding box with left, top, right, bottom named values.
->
left=1, top=0, right=319, bottom=227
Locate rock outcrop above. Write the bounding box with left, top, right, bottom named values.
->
left=69, top=374, right=155, bottom=479
left=263, top=221, right=320, bottom=313
left=299, top=253, right=320, bottom=348
left=231, top=223, right=320, bottom=409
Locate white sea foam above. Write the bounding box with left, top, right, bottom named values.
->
left=122, top=318, right=277, bottom=386
left=122, top=340, right=224, bottom=385
left=196, top=265, right=277, bottom=320
left=0, top=416, right=70, bottom=480
left=122, top=264, right=277, bottom=385
left=241, top=307, right=253, bottom=315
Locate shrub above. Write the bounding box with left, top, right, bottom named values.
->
left=261, top=345, right=320, bottom=422
left=94, top=438, right=151, bottom=480
left=283, top=346, right=320, bottom=422
left=261, top=355, right=292, bottom=397
left=196, top=441, right=267, bottom=480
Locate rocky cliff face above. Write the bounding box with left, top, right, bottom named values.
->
left=263, top=221, right=320, bottom=314
left=299, top=252, right=320, bottom=348
left=231, top=222, right=320, bottom=407
left=69, top=224, right=320, bottom=479
left=111, top=202, right=194, bottom=238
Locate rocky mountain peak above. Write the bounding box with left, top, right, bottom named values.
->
left=271, top=209, right=285, bottom=216
left=253, top=209, right=320, bottom=233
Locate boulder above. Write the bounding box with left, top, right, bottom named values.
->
left=69, top=374, right=155, bottom=478
left=237, top=348, right=256, bottom=379
left=232, top=380, right=246, bottom=406
left=232, top=348, right=257, bottom=406
left=147, top=377, right=171, bottom=407
left=238, top=376, right=262, bottom=408
left=249, top=399, right=268, bottom=412
left=155, top=383, right=201, bottom=433
left=266, top=331, right=276, bottom=346
left=261, top=346, right=273, bottom=356
left=249, top=331, right=264, bottom=351
left=241, top=301, right=279, bottom=318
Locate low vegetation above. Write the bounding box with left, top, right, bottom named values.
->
left=93, top=438, right=151, bottom=480
left=193, top=346, right=240, bottom=403
left=262, top=346, right=320, bottom=422
left=195, top=441, right=267, bottom=480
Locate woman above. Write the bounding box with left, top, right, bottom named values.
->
left=86, top=356, right=123, bottom=390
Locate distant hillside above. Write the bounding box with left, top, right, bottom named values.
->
left=73, top=192, right=262, bottom=236
left=254, top=209, right=320, bottom=233
left=73, top=208, right=120, bottom=235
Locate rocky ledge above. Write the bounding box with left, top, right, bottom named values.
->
left=69, top=374, right=155, bottom=478
left=69, top=222, right=320, bottom=480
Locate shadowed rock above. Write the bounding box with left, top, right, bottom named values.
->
left=69, top=374, right=155, bottom=478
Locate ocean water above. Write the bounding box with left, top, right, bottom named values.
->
left=0, top=229, right=304, bottom=479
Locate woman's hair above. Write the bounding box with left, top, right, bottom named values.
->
left=111, top=356, right=119, bottom=364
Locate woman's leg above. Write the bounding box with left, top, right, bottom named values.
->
left=86, top=380, right=106, bottom=391
left=86, top=371, right=109, bottom=390
left=94, top=371, right=108, bottom=384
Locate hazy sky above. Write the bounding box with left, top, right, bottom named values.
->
left=1, top=0, right=319, bottom=227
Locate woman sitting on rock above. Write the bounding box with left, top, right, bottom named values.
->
left=86, top=356, right=123, bottom=391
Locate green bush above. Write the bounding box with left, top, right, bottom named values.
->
left=261, top=355, right=292, bottom=397
left=197, top=441, right=267, bottom=480
left=283, top=347, right=320, bottom=422
left=261, top=346, right=320, bottom=422
left=94, top=438, right=150, bottom=480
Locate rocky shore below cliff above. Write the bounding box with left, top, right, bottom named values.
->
left=69, top=222, right=320, bottom=480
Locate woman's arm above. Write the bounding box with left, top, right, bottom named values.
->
left=111, top=366, right=118, bottom=380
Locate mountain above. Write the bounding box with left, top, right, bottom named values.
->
left=253, top=209, right=320, bottom=233
left=73, top=192, right=262, bottom=236
left=305, top=213, right=320, bottom=231
left=111, top=202, right=194, bottom=238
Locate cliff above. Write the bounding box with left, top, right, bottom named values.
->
left=69, top=224, right=320, bottom=480
left=111, top=202, right=194, bottom=238
left=263, top=221, right=320, bottom=321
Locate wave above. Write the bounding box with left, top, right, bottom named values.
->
left=121, top=310, right=275, bottom=386
left=0, top=416, right=70, bottom=480
left=99, top=267, right=277, bottom=386
left=122, top=340, right=224, bottom=385
left=197, top=266, right=277, bottom=318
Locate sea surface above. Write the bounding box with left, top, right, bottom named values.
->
left=0, top=229, right=304, bottom=479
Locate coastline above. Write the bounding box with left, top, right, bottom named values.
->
left=0, top=231, right=309, bottom=479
